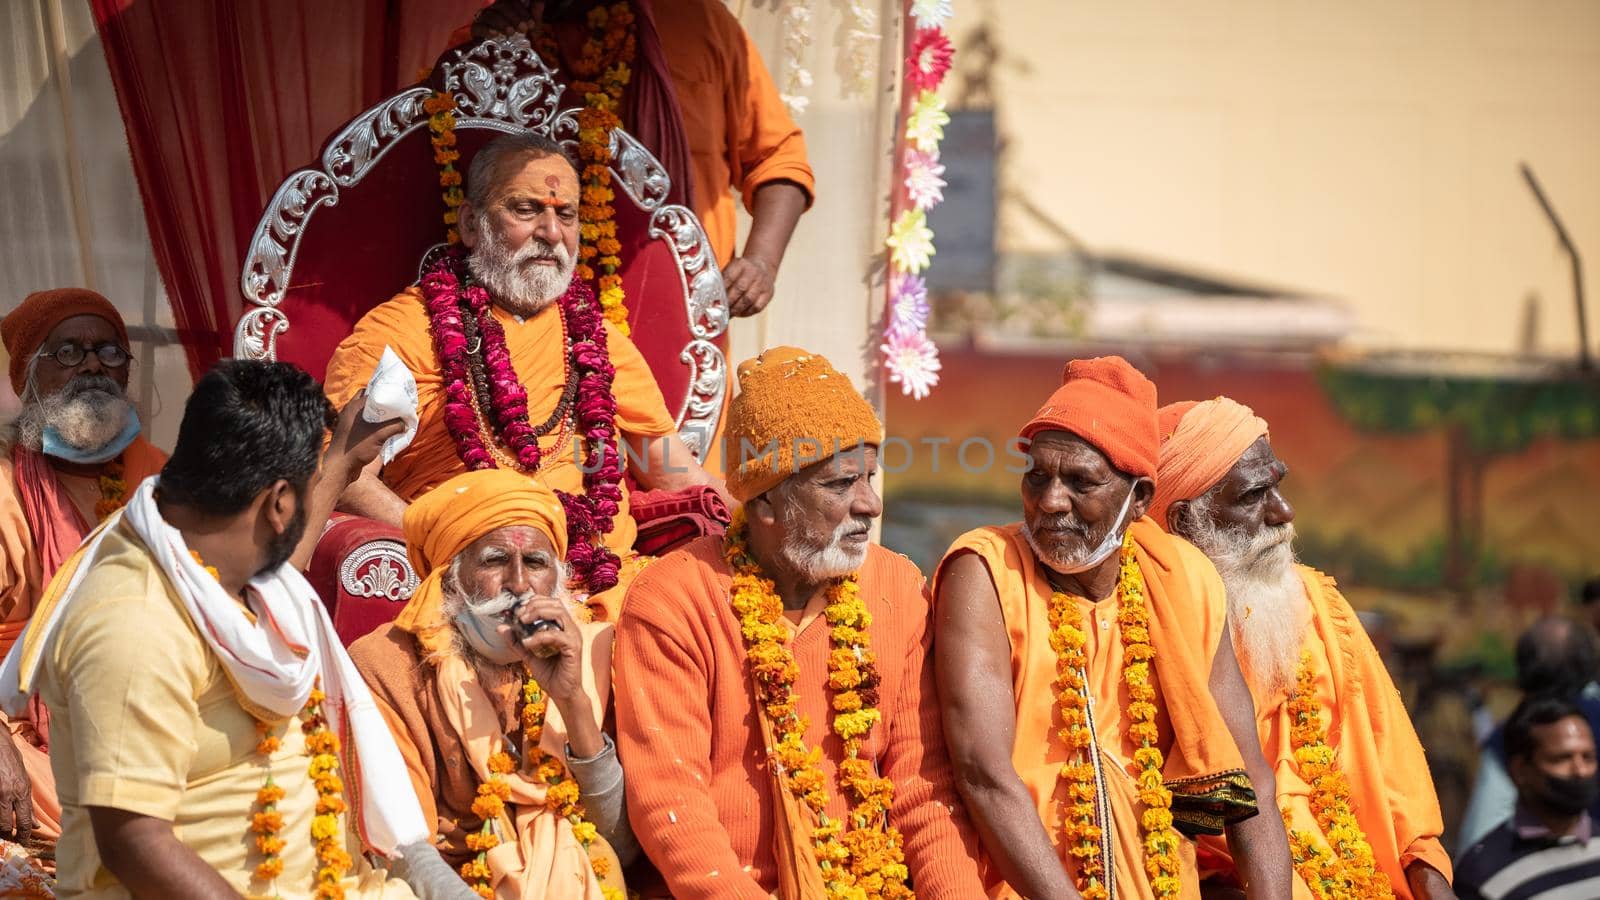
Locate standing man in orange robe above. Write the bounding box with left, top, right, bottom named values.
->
left=0, top=288, right=169, bottom=850
left=614, top=346, right=984, bottom=898
left=933, top=357, right=1291, bottom=899
left=1153, top=397, right=1455, bottom=900
left=324, top=133, right=721, bottom=621
left=468, top=0, right=815, bottom=318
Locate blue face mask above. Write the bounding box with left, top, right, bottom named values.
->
left=42, top=409, right=142, bottom=465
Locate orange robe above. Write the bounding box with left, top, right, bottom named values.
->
left=934, top=519, right=1255, bottom=900
left=614, top=537, right=984, bottom=899
left=323, top=289, right=677, bottom=616
left=656, top=0, right=816, bottom=267
left=0, top=434, right=167, bottom=845
left=1198, top=566, right=1452, bottom=898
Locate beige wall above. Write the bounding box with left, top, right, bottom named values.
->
left=950, top=0, right=1600, bottom=356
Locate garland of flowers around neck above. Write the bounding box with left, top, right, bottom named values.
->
left=461, top=666, right=623, bottom=900
left=1284, top=650, right=1394, bottom=900
left=421, top=246, right=625, bottom=592
left=534, top=2, right=635, bottom=335
left=724, top=512, right=912, bottom=898
left=93, top=457, right=128, bottom=521
left=183, top=547, right=351, bottom=900
left=1046, top=532, right=1181, bottom=899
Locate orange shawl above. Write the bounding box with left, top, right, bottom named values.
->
left=1200, top=568, right=1449, bottom=897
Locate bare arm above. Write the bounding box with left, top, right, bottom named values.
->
left=90, top=806, right=241, bottom=899
left=724, top=180, right=810, bottom=317
left=934, top=552, right=1082, bottom=900
left=292, top=389, right=408, bottom=569
left=626, top=433, right=728, bottom=499
left=1208, top=632, right=1292, bottom=900
left=333, top=457, right=408, bottom=529
left=1406, top=861, right=1457, bottom=900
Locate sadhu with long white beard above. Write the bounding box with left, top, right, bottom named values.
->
left=350, top=468, right=632, bottom=899
left=0, top=289, right=170, bottom=855
left=614, top=346, right=984, bottom=898
left=933, top=356, right=1294, bottom=899
left=1152, top=397, right=1454, bottom=900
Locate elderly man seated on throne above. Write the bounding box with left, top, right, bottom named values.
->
left=324, top=132, right=722, bottom=620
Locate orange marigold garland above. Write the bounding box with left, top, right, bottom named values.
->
left=94, top=458, right=127, bottom=521
left=461, top=667, right=621, bottom=899
left=725, top=512, right=911, bottom=899
left=1046, top=533, right=1181, bottom=898
left=425, top=92, right=464, bottom=245
left=1284, top=651, right=1394, bottom=900
left=534, top=3, right=635, bottom=334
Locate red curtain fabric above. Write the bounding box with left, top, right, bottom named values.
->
left=89, top=0, right=481, bottom=377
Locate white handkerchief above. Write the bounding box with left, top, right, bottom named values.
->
left=364, top=347, right=419, bottom=465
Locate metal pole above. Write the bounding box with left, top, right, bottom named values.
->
left=1521, top=162, right=1591, bottom=371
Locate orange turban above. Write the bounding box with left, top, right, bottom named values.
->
left=1150, top=397, right=1269, bottom=529
left=394, top=469, right=569, bottom=658
left=1019, top=355, right=1159, bottom=480
left=725, top=346, right=884, bottom=502
left=2, top=288, right=129, bottom=395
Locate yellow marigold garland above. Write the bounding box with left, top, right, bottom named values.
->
left=94, top=458, right=127, bottom=521
left=1284, top=651, right=1394, bottom=900
left=1046, top=533, right=1182, bottom=898
left=535, top=3, right=635, bottom=334
left=425, top=92, right=464, bottom=246
left=461, top=667, right=622, bottom=900
left=725, top=512, right=912, bottom=899
left=302, top=681, right=352, bottom=899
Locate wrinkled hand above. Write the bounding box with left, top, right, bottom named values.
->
left=499, top=596, right=585, bottom=704
left=723, top=255, right=777, bottom=317
left=324, top=389, right=407, bottom=480
left=0, top=734, right=34, bottom=845
left=471, top=0, right=542, bottom=39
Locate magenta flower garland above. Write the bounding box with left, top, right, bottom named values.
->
left=421, top=247, right=624, bottom=592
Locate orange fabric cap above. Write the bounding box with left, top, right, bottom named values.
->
left=394, top=468, right=569, bottom=658
left=2, top=288, right=129, bottom=395
left=1150, top=397, right=1269, bottom=529
left=1019, top=355, right=1159, bottom=480
left=724, top=346, right=883, bottom=502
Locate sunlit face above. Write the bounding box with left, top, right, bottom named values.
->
left=461, top=153, right=582, bottom=315
left=447, top=525, right=563, bottom=665
left=1187, top=437, right=1294, bottom=539
left=1518, top=716, right=1599, bottom=784
left=1019, top=430, right=1148, bottom=573
left=756, top=447, right=882, bottom=581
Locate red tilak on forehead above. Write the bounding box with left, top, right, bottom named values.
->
left=544, top=175, right=561, bottom=191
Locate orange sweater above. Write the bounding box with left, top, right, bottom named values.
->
left=614, top=537, right=982, bottom=899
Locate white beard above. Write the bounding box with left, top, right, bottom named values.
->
left=467, top=214, right=577, bottom=317
left=1179, top=503, right=1309, bottom=698
left=12, top=374, right=133, bottom=453
left=780, top=511, right=873, bottom=581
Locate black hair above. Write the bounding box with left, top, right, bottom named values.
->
left=1505, top=694, right=1591, bottom=762
left=1582, top=577, right=1600, bottom=606
left=1515, top=615, right=1600, bottom=699
left=158, top=359, right=334, bottom=516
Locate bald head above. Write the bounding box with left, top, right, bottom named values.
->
left=1517, top=616, right=1600, bottom=698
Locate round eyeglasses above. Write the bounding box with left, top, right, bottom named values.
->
left=37, top=342, right=131, bottom=369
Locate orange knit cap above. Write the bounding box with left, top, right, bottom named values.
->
left=1149, top=397, right=1269, bottom=529
left=1019, top=355, right=1159, bottom=480
left=725, top=346, right=884, bottom=502
left=394, top=468, right=569, bottom=658
left=3, top=288, right=129, bottom=396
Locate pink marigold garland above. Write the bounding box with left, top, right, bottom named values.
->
left=421, top=246, right=624, bottom=591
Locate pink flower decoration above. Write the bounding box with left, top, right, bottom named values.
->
left=904, top=149, right=947, bottom=211
left=881, top=327, right=942, bottom=400
left=906, top=28, right=954, bottom=93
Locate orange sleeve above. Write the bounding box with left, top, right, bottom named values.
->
left=0, top=457, right=40, bottom=637
left=878, top=563, right=986, bottom=899
left=613, top=560, right=768, bottom=899
left=722, top=10, right=815, bottom=210
left=323, top=290, right=438, bottom=411
left=603, top=321, right=677, bottom=439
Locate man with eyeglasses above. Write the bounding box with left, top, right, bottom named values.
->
left=0, top=288, right=169, bottom=859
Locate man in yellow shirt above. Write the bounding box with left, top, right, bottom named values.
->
left=0, top=360, right=474, bottom=899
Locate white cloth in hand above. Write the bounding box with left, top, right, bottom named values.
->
left=364, top=346, right=419, bottom=464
